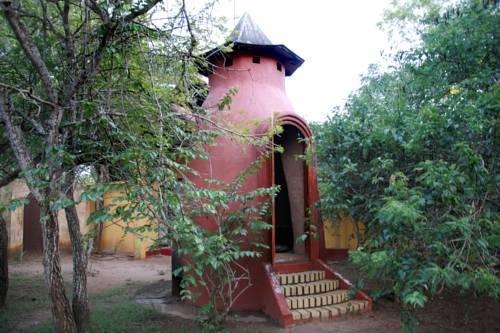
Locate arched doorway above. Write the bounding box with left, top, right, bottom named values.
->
left=23, top=194, right=43, bottom=253
left=273, top=124, right=308, bottom=263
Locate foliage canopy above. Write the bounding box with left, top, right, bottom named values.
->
left=314, top=1, right=499, bottom=330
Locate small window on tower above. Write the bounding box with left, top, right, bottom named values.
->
left=224, top=57, right=233, bottom=67
left=277, top=62, right=282, bottom=72
left=252, top=56, right=260, bottom=64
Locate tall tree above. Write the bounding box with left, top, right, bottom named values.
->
left=0, top=163, right=20, bottom=308
left=0, top=214, right=7, bottom=308
left=315, top=1, right=499, bottom=330
left=0, top=1, right=177, bottom=331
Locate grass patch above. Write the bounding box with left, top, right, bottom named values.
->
left=90, top=302, right=163, bottom=332
left=0, top=273, right=49, bottom=333
left=1, top=274, right=193, bottom=333
left=27, top=285, right=170, bottom=333
left=29, top=302, right=166, bottom=333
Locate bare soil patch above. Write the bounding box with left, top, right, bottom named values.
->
left=331, top=260, right=500, bottom=333
left=9, top=253, right=171, bottom=294
left=4, top=255, right=499, bottom=332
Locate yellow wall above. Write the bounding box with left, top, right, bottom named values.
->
left=323, top=214, right=365, bottom=250
left=98, top=188, right=157, bottom=259
left=1, top=178, right=95, bottom=257
left=1, top=179, right=158, bottom=259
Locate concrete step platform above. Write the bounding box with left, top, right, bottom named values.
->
left=286, top=289, right=349, bottom=310
left=281, top=278, right=339, bottom=297
left=290, top=300, right=369, bottom=321
left=278, top=270, right=325, bottom=285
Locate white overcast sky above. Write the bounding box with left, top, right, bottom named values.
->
left=211, top=0, right=393, bottom=123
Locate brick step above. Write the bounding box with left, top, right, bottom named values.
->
left=281, top=279, right=339, bottom=297
left=286, top=289, right=349, bottom=310
left=278, top=270, right=325, bottom=285
left=290, top=300, right=369, bottom=321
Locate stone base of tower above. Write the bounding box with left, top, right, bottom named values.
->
left=261, top=260, right=372, bottom=327
left=185, top=258, right=372, bottom=327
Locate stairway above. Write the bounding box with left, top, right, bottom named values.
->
left=277, top=269, right=370, bottom=322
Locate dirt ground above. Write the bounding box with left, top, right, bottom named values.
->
left=10, top=253, right=172, bottom=294
left=6, top=254, right=500, bottom=333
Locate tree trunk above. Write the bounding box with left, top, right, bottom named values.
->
left=41, top=205, right=77, bottom=333
left=92, top=165, right=110, bottom=253
left=0, top=171, right=22, bottom=308
left=64, top=173, right=91, bottom=333
left=0, top=214, right=8, bottom=308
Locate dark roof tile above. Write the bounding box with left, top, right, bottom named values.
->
left=201, top=12, right=304, bottom=77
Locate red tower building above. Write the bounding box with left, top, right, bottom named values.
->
left=190, top=13, right=371, bottom=326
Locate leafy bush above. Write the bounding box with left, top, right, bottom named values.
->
left=315, top=1, right=499, bottom=330
left=89, top=100, right=277, bottom=332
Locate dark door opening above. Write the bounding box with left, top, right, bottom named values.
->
left=23, top=194, right=43, bottom=253
left=273, top=125, right=307, bottom=261
left=274, top=149, right=293, bottom=252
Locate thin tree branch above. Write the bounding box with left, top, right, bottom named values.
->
left=0, top=168, right=20, bottom=188
left=85, top=0, right=109, bottom=24
left=63, top=0, right=161, bottom=104
left=0, top=82, right=57, bottom=108
left=123, top=0, right=162, bottom=23
left=0, top=92, right=42, bottom=201
left=0, top=1, right=58, bottom=104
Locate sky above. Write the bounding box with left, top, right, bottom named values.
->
left=212, top=0, right=393, bottom=123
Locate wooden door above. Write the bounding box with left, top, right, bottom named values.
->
left=23, top=194, right=43, bottom=253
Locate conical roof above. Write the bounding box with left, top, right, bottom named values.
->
left=230, top=12, right=272, bottom=45
left=201, top=13, right=304, bottom=77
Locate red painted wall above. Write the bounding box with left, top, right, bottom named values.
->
left=188, top=52, right=324, bottom=310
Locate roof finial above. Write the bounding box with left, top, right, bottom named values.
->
left=233, top=0, right=236, bottom=27
left=201, top=10, right=304, bottom=76
left=231, top=12, right=272, bottom=45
